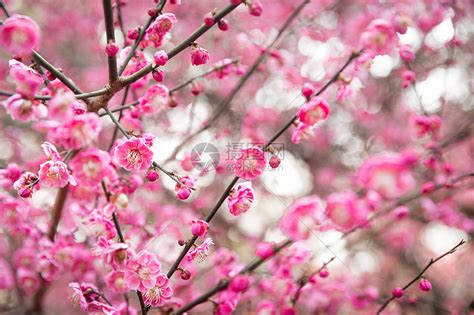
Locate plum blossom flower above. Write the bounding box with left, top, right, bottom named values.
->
left=0, top=14, right=41, bottom=56
left=138, top=84, right=169, bottom=115
left=144, top=13, right=177, bottom=48
left=51, top=113, right=102, bottom=149
left=87, top=209, right=117, bottom=239
left=357, top=153, right=416, bottom=199
left=326, top=192, right=369, bottom=231
left=399, top=44, right=415, bottom=62
left=13, top=172, right=39, bottom=198
left=69, top=282, right=118, bottom=313
left=297, top=97, right=330, bottom=126
left=125, top=250, right=162, bottom=291
left=291, top=122, right=314, bottom=144
left=191, top=46, right=210, bottom=66
left=412, top=114, right=442, bottom=138
left=105, top=270, right=128, bottom=294
left=70, top=148, right=113, bottom=187
left=48, top=89, right=76, bottom=120
left=233, top=147, right=266, bottom=180
left=226, top=181, right=254, bottom=216
left=153, top=50, right=168, bottom=66
left=280, top=195, right=328, bottom=240
left=175, top=175, right=196, bottom=200
left=114, top=137, right=154, bottom=171
left=8, top=59, right=43, bottom=98
left=191, top=219, right=209, bottom=237
left=92, top=236, right=128, bottom=267
left=187, top=238, right=213, bottom=263
left=38, top=142, right=76, bottom=188
left=360, top=19, right=396, bottom=54
left=142, top=274, right=173, bottom=307
left=2, top=94, right=47, bottom=122
left=17, top=268, right=40, bottom=295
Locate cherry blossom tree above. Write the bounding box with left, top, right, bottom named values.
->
left=0, top=0, right=473, bottom=314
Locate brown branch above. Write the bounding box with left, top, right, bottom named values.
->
left=103, top=0, right=118, bottom=83
left=172, top=240, right=293, bottom=314
left=376, top=239, right=466, bottom=314
left=291, top=256, right=336, bottom=305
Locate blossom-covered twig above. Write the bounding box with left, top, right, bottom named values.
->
left=164, top=0, right=311, bottom=163
left=376, top=239, right=466, bottom=314
left=165, top=50, right=361, bottom=280
left=173, top=240, right=293, bottom=314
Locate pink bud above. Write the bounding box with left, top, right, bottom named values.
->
left=176, top=187, right=191, bottom=200
left=127, top=27, right=140, bottom=40
left=393, top=206, right=409, bottom=219
left=230, top=0, right=241, bottom=4
left=191, top=219, right=208, bottom=237
left=230, top=275, right=249, bottom=292
left=152, top=69, right=165, bottom=82
left=18, top=187, right=32, bottom=198
left=421, top=181, right=436, bottom=194
left=105, top=42, right=119, bottom=57
left=203, top=12, right=215, bottom=26
left=392, top=287, right=404, bottom=298
left=146, top=170, right=159, bottom=182
left=148, top=8, right=158, bottom=17
left=399, top=45, right=415, bottom=62
left=180, top=269, right=191, bottom=280
left=170, top=0, right=181, bottom=4
left=301, top=83, right=314, bottom=99
left=218, top=19, right=230, bottom=31
left=178, top=239, right=186, bottom=246
left=153, top=50, right=169, bottom=66
left=419, top=279, right=432, bottom=292
left=256, top=242, right=273, bottom=259
left=191, top=47, right=210, bottom=66
left=249, top=2, right=263, bottom=16
left=319, top=268, right=329, bottom=278
left=269, top=155, right=281, bottom=169
left=6, top=164, right=21, bottom=181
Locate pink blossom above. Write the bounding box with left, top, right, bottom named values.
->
left=186, top=238, right=213, bottom=263
left=138, top=84, right=169, bottom=115
left=93, top=236, right=128, bottom=267
left=233, top=147, right=266, bottom=180
left=399, top=45, right=415, bottom=62
left=401, top=69, right=415, bottom=88
left=13, top=172, right=39, bottom=198
left=291, top=122, right=313, bottom=144
left=248, top=2, right=263, bottom=17
left=419, top=278, right=432, bottom=292
left=280, top=195, right=328, bottom=240
left=175, top=175, right=196, bottom=200
left=2, top=94, right=47, bottom=122
left=142, top=274, right=173, bottom=307
left=360, top=19, right=396, bottom=54
left=0, top=14, right=41, bottom=56
left=70, top=148, right=112, bottom=187
left=191, top=46, right=210, bottom=66
left=301, top=83, right=315, bottom=99
left=105, top=270, right=128, bottom=294
left=357, top=153, right=416, bottom=199
left=326, top=192, right=368, bottom=231
left=412, top=114, right=442, bottom=138
left=297, top=97, right=330, bottom=126
left=144, top=13, right=177, bottom=48
left=191, top=219, right=209, bottom=237
left=0, top=163, right=21, bottom=188
left=8, top=59, right=42, bottom=98
left=114, top=137, right=154, bottom=171
left=51, top=113, right=102, bottom=149
left=230, top=275, right=249, bottom=292
left=255, top=242, right=273, bottom=259
left=48, top=89, right=76, bottom=120
left=105, top=41, right=119, bottom=57
left=227, top=181, right=254, bottom=216
left=125, top=250, right=162, bottom=291
left=17, top=267, right=40, bottom=295
left=87, top=209, right=117, bottom=239
left=153, top=50, right=168, bottom=66
left=39, top=160, right=76, bottom=188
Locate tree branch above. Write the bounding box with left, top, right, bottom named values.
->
left=376, top=239, right=466, bottom=314
left=103, top=0, right=119, bottom=83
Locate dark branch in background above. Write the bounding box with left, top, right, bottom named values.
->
left=376, top=239, right=466, bottom=314
left=102, top=0, right=118, bottom=83
left=164, top=0, right=311, bottom=163
left=292, top=257, right=336, bottom=305
left=120, top=3, right=240, bottom=87
left=165, top=50, right=361, bottom=280
left=173, top=240, right=293, bottom=314
left=118, top=0, right=167, bottom=75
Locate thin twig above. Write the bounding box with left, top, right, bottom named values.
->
left=376, top=239, right=466, bottom=314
